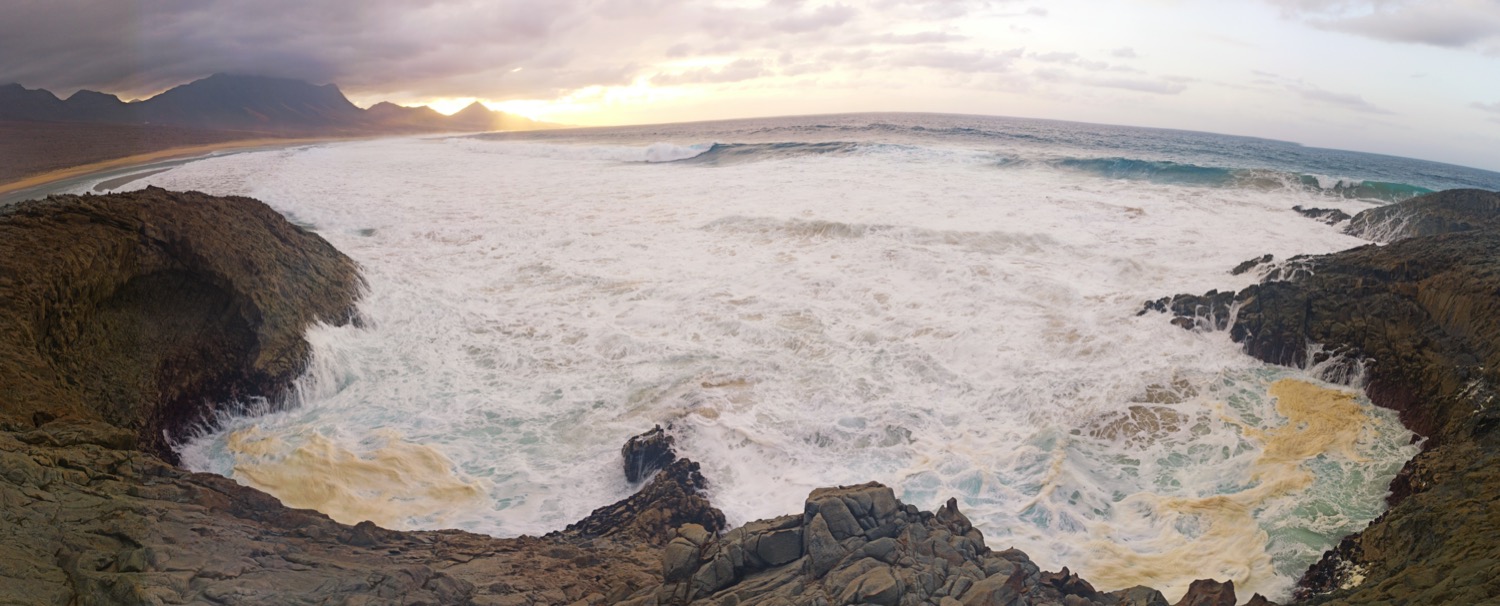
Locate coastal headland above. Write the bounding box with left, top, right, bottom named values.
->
left=2, top=187, right=1497, bottom=604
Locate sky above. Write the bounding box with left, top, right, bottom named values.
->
left=3, top=0, right=1500, bottom=170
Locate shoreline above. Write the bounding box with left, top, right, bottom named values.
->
left=0, top=136, right=359, bottom=206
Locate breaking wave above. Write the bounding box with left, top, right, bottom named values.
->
left=1045, top=157, right=1434, bottom=202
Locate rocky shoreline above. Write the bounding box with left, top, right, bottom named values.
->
left=2, top=187, right=1496, bottom=604
left=1145, top=188, right=1500, bottom=604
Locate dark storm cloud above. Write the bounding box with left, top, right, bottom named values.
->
left=0, top=0, right=595, bottom=97
left=0, top=0, right=883, bottom=100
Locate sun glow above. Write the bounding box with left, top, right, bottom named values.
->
left=424, top=97, right=482, bottom=116
left=485, top=77, right=700, bottom=125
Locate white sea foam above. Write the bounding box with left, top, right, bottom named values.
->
left=144, top=136, right=1416, bottom=602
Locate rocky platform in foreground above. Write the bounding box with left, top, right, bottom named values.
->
left=1146, top=189, right=1500, bottom=605
left=0, top=190, right=1270, bottom=605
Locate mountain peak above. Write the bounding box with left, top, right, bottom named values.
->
left=66, top=89, right=122, bottom=103
left=455, top=101, right=491, bottom=115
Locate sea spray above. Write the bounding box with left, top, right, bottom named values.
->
left=135, top=114, right=1464, bottom=601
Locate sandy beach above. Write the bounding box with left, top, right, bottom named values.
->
left=0, top=135, right=347, bottom=203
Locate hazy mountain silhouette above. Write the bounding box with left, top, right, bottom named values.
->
left=0, top=74, right=550, bottom=134
left=0, top=83, right=70, bottom=121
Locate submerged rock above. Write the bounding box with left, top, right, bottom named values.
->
left=0, top=188, right=363, bottom=462
left=1146, top=189, right=1500, bottom=605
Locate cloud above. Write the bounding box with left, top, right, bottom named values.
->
left=0, top=0, right=887, bottom=102
left=770, top=3, right=859, bottom=34
left=652, top=59, right=772, bottom=86
left=896, top=48, right=1026, bottom=73
left=1034, top=67, right=1188, bottom=95
left=1287, top=82, right=1394, bottom=114
left=1030, top=51, right=1113, bottom=71
left=1267, top=0, right=1500, bottom=50
left=1473, top=101, right=1500, bottom=114
left=1111, top=47, right=1138, bottom=58
left=860, top=31, right=969, bottom=44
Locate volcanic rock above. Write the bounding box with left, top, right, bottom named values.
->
left=613, top=482, right=1238, bottom=606
left=1147, top=188, right=1500, bottom=605
left=1173, top=579, right=1235, bottom=606
left=0, top=188, right=363, bottom=462
left=1344, top=188, right=1500, bottom=242
left=624, top=424, right=679, bottom=483
left=1291, top=206, right=1351, bottom=226
left=1231, top=254, right=1274, bottom=275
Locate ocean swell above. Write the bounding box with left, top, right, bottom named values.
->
left=1045, top=157, right=1434, bottom=202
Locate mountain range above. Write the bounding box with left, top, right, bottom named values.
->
left=0, top=73, right=549, bottom=134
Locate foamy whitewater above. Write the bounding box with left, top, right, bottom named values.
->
left=84, top=114, right=1500, bottom=601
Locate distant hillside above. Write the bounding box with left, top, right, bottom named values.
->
left=0, top=74, right=552, bottom=135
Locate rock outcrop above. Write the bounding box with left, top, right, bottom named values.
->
left=1291, top=206, right=1350, bottom=226
left=1144, top=189, right=1500, bottom=605
left=1343, top=188, right=1500, bottom=242
left=0, top=191, right=684, bottom=604
left=0, top=187, right=363, bottom=462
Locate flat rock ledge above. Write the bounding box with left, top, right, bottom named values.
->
left=1143, top=188, right=1500, bottom=605
left=2, top=190, right=1260, bottom=605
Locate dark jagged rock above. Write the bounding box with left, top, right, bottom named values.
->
left=1147, top=189, right=1500, bottom=605
left=617, top=482, right=1228, bottom=606
left=1245, top=593, right=1280, bottom=606
left=624, top=424, right=679, bottom=483
left=1292, top=206, right=1351, bottom=225
left=1344, top=188, right=1500, bottom=242
left=1231, top=254, right=1274, bottom=276
left=1110, top=586, right=1171, bottom=606
left=0, top=188, right=363, bottom=462
left=1174, top=579, right=1235, bottom=606
left=557, top=458, right=726, bottom=546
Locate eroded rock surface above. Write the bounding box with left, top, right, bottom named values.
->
left=1343, top=188, right=1500, bottom=242
left=0, top=187, right=363, bottom=462
left=1145, top=189, right=1500, bottom=605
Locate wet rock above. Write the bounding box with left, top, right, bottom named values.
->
left=558, top=458, right=726, bottom=546
left=1151, top=189, right=1500, bottom=605
left=1231, top=253, right=1275, bottom=275
left=0, top=188, right=363, bottom=462
left=1292, top=206, right=1351, bottom=225
left=1344, top=188, right=1500, bottom=242
left=624, top=425, right=678, bottom=483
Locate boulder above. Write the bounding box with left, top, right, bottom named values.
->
left=624, top=425, right=678, bottom=483
left=0, top=188, right=363, bottom=462
left=1174, top=579, right=1235, bottom=606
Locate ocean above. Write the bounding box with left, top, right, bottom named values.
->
left=84, top=113, right=1500, bottom=601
